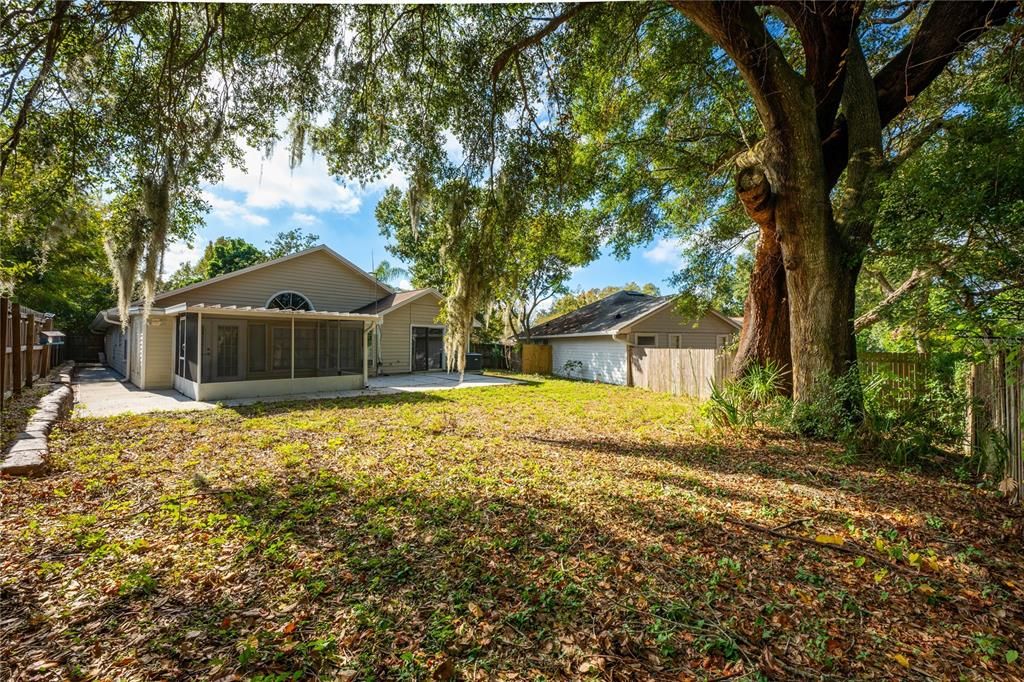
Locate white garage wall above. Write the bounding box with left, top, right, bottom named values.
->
left=551, top=337, right=627, bottom=385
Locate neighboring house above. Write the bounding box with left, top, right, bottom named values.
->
left=527, top=290, right=741, bottom=384
left=90, top=245, right=447, bottom=401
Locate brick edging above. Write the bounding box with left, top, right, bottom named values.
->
left=0, top=361, right=76, bottom=477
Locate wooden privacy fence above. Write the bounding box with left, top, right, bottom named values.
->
left=628, top=347, right=732, bottom=400
left=628, top=348, right=929, bottom=402
left=521, top=344, right=552, bottom=374
left=1, top=295, right=55, bottom=413
left=966, top=351, right=1024, bottom=504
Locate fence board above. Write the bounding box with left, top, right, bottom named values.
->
left=629, top=347, right=725, bottom=400
left=967, top=351, right=1024, bottom=504
left=1, top=296, right=53, bottom=409
left=521, top=344, right=552, bottom=374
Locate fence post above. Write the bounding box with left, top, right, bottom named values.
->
left=11, top=303, right=22, bottom=397
left=24, top=312, right=35, bottom=388
left=0, top=296, right=6, bottom=412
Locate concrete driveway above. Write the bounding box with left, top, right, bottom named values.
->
left=73, top=366, right=520, bottom=417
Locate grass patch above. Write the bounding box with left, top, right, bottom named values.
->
left=1, top=375, right=1020, bottom=679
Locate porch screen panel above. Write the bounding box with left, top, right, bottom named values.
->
left=248, top=324, right=266, bottom=373
left=183, top=313, right=198, bottom=380
left=271, top=326, right=291, bottom=371
left=318, top=321, right=339, bottom=374
left=338, top=322, right=363, bottom=374
left=294, top=324, right=317, bottom=373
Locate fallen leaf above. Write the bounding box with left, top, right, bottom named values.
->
left=892, top=653, right=910, bottom=669
left=815, top=534, right=844, bottom=546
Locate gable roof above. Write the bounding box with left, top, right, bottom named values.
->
left=529, top=290, right=741, bottom=339
left=530, top=290, right=673, bottom=338
left=349, top=288, right=443, bottom=315
left=152, top=244, right=393, bottom=304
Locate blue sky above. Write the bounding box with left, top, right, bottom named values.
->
left=165, top=140, right=686, bottom=297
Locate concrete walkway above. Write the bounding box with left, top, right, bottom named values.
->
left=73, top=366, right=519, bottom=418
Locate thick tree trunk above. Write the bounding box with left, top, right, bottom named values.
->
left=731, top=165, right=792, bottom=395
left=784, top=237, right=860, bottom=402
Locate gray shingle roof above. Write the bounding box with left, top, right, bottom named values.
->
left=349, top=289, right=433, bottom=315
left=530, top=290, right=672, bottom=337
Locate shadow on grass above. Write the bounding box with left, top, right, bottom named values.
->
left=4, top=471, right=703, bottom=680
left=220, top=389, right=455, bottom=419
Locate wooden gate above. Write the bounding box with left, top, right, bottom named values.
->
left=521, top=344, right=552, bottom=374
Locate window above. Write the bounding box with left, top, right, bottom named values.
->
left=267, top=291, right=313, bottom=311
left=668, top=334, right=682, bottom=349
left=636, top=335, right=657, bottom=347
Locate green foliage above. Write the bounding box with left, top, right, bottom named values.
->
left=264, top=229, right=320, bottom=261
left=370, top=260, right=408, bottom=287
left=701, top=361, right=790, bottom=428
left=204, top=238, right=265, bottom=279
left=705, top=360, right=970, bottom=467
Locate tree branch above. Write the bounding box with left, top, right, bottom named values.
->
left=491, top=3, right=594, bottom=84
left=0, top=0, right=70, bottom=178
left=822, top=0, right=1017, bottom=188
left=854, top=265, right=934, bottom=332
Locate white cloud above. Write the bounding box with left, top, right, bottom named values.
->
left=363, top=164, right=409, bottom=193
left=162, top=238, right=206, bottom=275
left=643, top=237, right=685, bottom=265
left=220, top=143, right=362, bottom=214
left=290, top=212, right=319, bottom=226
left=397, top=278, right=414, bottom=291
left=203, top=191, right=270, bottom=226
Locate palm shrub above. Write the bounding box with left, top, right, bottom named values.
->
left=701, top=361, right=790, bottom=428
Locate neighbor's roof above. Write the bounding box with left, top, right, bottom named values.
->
left=529, top=291, right=674, bottom=338
left=349, top=288, right=442, bottom=315
left=529, top=290, right=741, bottom=339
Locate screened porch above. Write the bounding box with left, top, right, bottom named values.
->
left=170, top=304, right=380, bottom=401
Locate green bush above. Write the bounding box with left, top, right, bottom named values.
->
left=701, top=361, right=791, bottom=428
left=704, top=360, right=970, bottom=466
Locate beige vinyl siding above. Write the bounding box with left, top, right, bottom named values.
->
left=143, top=317, right=175, bottom=389
left=626, top=307, right=737, bottom=348
left=377, top=295, right=443, bottom=374
left=157, top=250, right=390, bottom=312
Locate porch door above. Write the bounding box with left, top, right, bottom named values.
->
left=412, top=327, right=444, bottom=371
left=203, top=319, right=245, bottom=382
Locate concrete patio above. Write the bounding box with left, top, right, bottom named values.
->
left=73, top=366, right=520, bottom=417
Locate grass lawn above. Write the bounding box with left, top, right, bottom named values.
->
left=2, top=375, right=1022, bottom=680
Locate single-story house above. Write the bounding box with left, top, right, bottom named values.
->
left=90, top=245, right=448, bottom=401
left=527, top=289, right=741, bottom=384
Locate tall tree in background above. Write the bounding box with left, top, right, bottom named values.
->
left=265, top=228, right=320, bottom=260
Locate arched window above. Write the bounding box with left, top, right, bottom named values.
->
left=266, top=291, right=313, bottom=311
